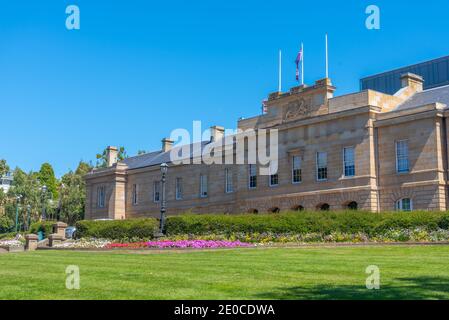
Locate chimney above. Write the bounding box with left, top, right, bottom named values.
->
left=106, top=146, right=118, bottom=167
left=161, top=138, right=174, bottom=152
left=401, top=73, right=424, bottom=92
left=210, top=126, right=225, bottom=142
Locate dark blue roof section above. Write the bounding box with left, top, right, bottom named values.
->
left=361, top=55, right=449, bottom=95
left=395, top=85, right=449, bottom=111
left=120, top=141, right=210, bottom=170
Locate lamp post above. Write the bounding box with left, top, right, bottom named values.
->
left=26, top=205, right=31, bottom=231
left=159, top=163, right=168, bottom=235
left=41, top=185, right=47, bottom=221
left=15, top=195, right=22, bottom=232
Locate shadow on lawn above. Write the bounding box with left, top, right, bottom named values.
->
left=255, top=276, right=449, bottom=300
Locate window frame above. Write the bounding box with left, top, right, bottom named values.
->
left=131, top=184, right=138, bottom=205
left=200, top=174, right=208, bottom=198
left=97, top=185, right=106, bottom=208
left=395, top=140, right=410, bottom=174
left=153, top=181, right=161, bottom=203
left=225, top=168, right=233, bottom=193
left=343, top=146, right=356, bottom=177
left=291, top=155, right=302, bottom=184
left=248, top=164, right=257, bottom=189
left=175, top=177, right=183, bottom=200
left=396, top=198, right=413, bottom=211
left=269, top=173, right=279, bottom=187
left=316, top=152, right=328, bottom=181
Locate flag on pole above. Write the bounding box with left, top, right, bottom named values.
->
left=262, top=99, right=268, bottom=114
left=295, top=46, right=303, bottom=82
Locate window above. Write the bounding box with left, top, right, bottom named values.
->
left=97, top=186, right=105, bottom=208
left=200, top=174, right=208, bottom=198
left=396, top=198, right=412, bottom=211
left=269, top=173, right=279, bottom=187
left=316, top=152, right=328, bottom=181
left=225, top=168, right=233, bottom=193
left=248, top=164, right=257, bottom=189
left=153, top=181, right=161, bottom=202
left=343, top=147, right=355, bottom=177
left=292, top=156, right=302, bottom=184
left=396, top=140, right=409, bottom=173
left=268, top=162, right=278, bottom=187
left=132, top=184, right=138, bottom=205
left=175, top=177, right=183, bottom=200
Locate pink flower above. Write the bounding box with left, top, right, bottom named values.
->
left=106, top=240, right=252, bottom=249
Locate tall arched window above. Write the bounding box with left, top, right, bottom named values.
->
left=396, top=198, right=412, bottom=211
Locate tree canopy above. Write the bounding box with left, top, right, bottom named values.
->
left=96, top=146, right=127, bottom=168
left=38, top=163, right=58, bottom=199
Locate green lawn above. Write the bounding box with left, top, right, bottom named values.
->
left=1, top=245, right=449, bottom=300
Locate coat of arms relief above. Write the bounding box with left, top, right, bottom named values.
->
left=283, top=97, right=313, bottom=121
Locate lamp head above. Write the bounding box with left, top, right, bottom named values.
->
left=160, top=163, right=168, bottom=174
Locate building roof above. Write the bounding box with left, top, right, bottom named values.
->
left=120, top=141, right=211, bottom=170
left=395, top=84, right=449, bottom=111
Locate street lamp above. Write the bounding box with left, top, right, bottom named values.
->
left=26, top=205, right=31, bottom=231
left=15, top=195, right=22, bottom=233
left=158, top=163, right=168, bottom=235
left=41, top=185, right=47, bottom=221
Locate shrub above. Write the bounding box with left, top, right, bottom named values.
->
left=165, top=211, right=449, bottom=236
left=29, top=221, right=54, bottom=237
left=75, top=218, right=158, bottom=240
left=0, top=216, right=14, bottom=233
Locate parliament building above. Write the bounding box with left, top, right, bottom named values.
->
left=84, top=71, right=449, bottom=220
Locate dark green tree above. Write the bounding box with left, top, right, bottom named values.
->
left=38, top=163, right=58, bottom=200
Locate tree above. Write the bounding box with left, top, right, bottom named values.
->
left=137, top=150, right=147, bottom=155
left=7, top=168, right=43, bottom=229
left=96, top=146, right=127, bottom=168
left=59, top=161, right=92, bottom=225
left=38, top=163, right=58, bottom=200
left=0, top=159, right=9, bottom=177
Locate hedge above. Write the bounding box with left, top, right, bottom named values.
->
left=165, top=211, right=449, bottom=236
left=72, top=211, right=449, bottom=240
left=75, top=218, right=158, bottom=240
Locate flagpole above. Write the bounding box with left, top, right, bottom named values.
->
left=325, top=33, right=329, bottom=79
left=278, top=49, right=282, bottom=92
left=301, top=43, right=304, bottom=85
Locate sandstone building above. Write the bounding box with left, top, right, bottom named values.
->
left=84, top=72, right=449, bottom=219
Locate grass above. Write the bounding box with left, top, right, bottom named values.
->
left=1, top=245, right=449, bottom=300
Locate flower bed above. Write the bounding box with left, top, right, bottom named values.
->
left=52, top=239, right=111, bottom=249
left=0, top=239, right=23, bottom=248
left=107, top=240, right=253, bottom=249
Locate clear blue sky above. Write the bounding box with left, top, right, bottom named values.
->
left=1, top=0, right=449, bottom=177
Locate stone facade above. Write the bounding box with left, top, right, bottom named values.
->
left=85, top=73, right=449, bottom=219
